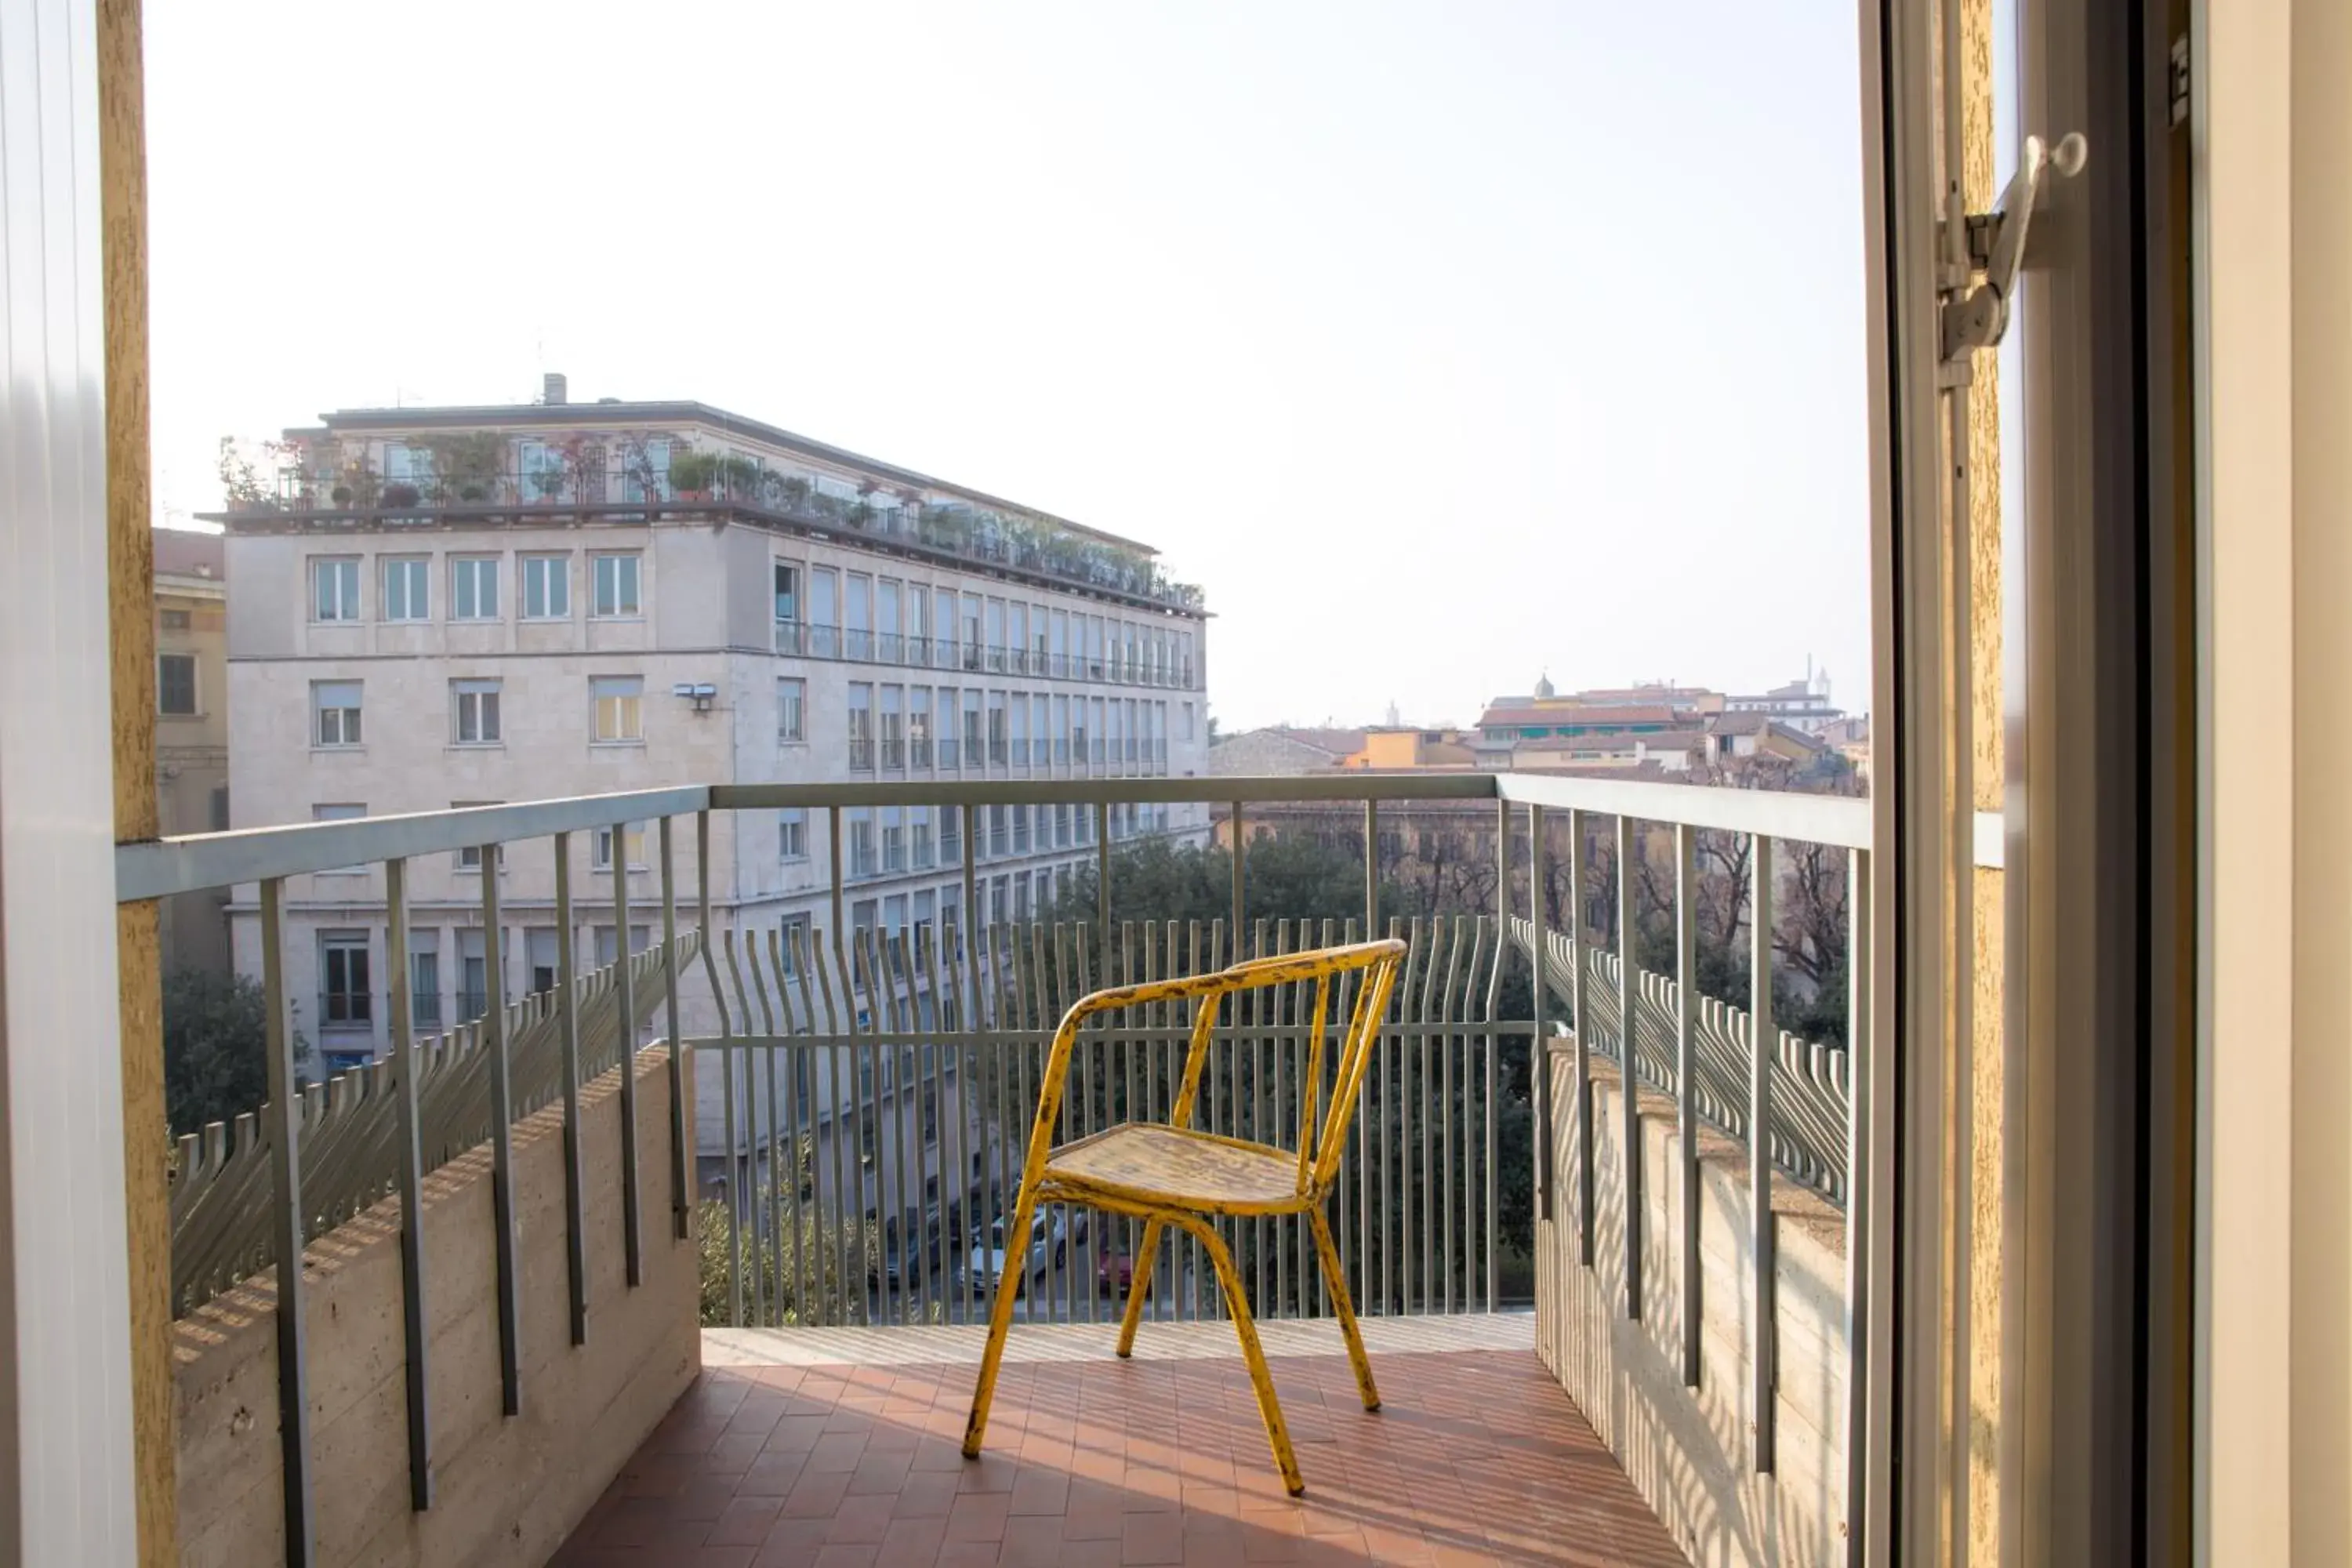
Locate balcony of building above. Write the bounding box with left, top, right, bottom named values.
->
left=124, top=773, right=1926, bottom=1566
left=216, top=451, right=1207, bottom=615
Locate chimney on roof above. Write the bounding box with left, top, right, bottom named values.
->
left=543, top=372, right=568, bottom=406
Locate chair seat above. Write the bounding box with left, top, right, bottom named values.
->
left=1043, top=1123, right=1305, bottom=1215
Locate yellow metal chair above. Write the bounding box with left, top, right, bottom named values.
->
left=960, top=938, right=1406, bottom=1496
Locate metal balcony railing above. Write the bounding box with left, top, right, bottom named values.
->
left=114, top=771, right=1959, bottom=1566
left=247, top=463, right=1207, bottom=613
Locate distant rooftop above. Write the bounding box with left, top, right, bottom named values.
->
left=304, top=396, right=1155, bottom=557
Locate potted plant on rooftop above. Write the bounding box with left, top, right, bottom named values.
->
left=668, top=448, right=720, bottom=501
left=719, top=454, right=763, bottom=502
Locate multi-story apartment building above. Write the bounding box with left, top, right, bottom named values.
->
left=154, top=528, right=231, bottom=978
left=209, top=385, right=1212, bottom=1196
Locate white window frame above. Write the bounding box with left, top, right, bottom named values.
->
left=452, top=555, right=501, bottom=621
left=779, top=808, right=808, bottom=862
left=157, top=652, right=198, bottom=717
left=591, top=822, right=648, bottom=872
left=453, top=800, right=506, bottom=872
left=521, top=554, right=571, bottom=620
left=313, top=803, right=367, bottom=877
left=777, top=677, right=806, bottom=743
left=313, top=557, right=361, bottom=622
left=312, top=681, right=363, bottom=749
left=591, top=677, right=644, bottom=744
left=591, top=552, right=642, bottom=619
left=452, top=679, right=503, bottom=746
left=382, top=557, right=430, bottom=622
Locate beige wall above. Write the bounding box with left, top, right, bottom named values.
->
left=2199, top=0, right=2352, bottom=1560
left=157, top=569, right=230, bottom=978
left=171, top=1047, right=699, bottom=1567
left=1534, top=1053, right=1850, bottom=1566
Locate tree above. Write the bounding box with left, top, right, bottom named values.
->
left=699, top=1138, right=880, bottom=1326
left=163, top=967, right=310, bottom=1134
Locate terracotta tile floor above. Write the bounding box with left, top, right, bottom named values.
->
left=554, top=1316, right=1688, bottom=1567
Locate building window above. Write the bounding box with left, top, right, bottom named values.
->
left=848, top=809, right=877, bottom=878
left=312, top=681, right=363, bottom=747
left=452, top=679, right=502, bottom=745
left=592, top=677, right=643, bottom=742
left=909, top=688, right=933, bottom=769
left=321, top=931, right=372, bottom=1028
left=779, top=808, right=808, bottom=862
left=158, top=653, right=197, bottom=716
left=592, top=553, right=641, bottom=617
left=209, top=786, right=230, bottom=832
left=810, top=568, right=840, bottom=658
left=458, top=929, right=489, bottom=1019
left=383, top=557, right=430, bottom=622
left=313, top=804, right=366, bottom=876
left=848, top=684, right=874, bottom=771
left=773, top=561, right=799, bottom=623
left=592, top=823, right=648, bottom=871
left=409, top=940, right=442, bottom=1030
left=1033, top=695, right=1051, bottom=767
left=522, top=554, right=570, bottom=619
left=593, top=924, right=652, bottom=967
left=962, top=691, right=983, bottom=769
left=777, top=677, right=805, bottom=743
left=453, top=800, right=504, bottom=871
left=452, top=557, right=500, bottom=620
left=526, top=927, right=561, bottom=996
left=941, top=808, right=963, bottom=865
left=913, top=808, right=935, bottom=869
left=160, top=608, right=191, bottom=632
left=1181, top=702, right=1195, bottom=742
left=882, top=807, right=906, bottom=872
left=880, top=685, right=906, bottom=769
left=313, top=557, right=361, bottom=622
left=987, top=691, right=1007, bottom=767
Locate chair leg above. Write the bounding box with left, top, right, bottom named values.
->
left=961, top=1185, right=1040, bottom=1460
left=1182, top=1216, right=1306, bottom=1496
left=1309, top=1207, right=1379, bottom=1411
left=1116, top=1218, right=1165, bottom=1358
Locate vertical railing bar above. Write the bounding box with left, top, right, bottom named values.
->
left=385, top=859, right=433, bottom=1512
left=851, top=934, right=880, bottom=1325
left=699, top=812, right=742, bottom=1327
left=1073, top=920, right=1095, bottom=1328
left=1338, top=915, right=1357, bottom=1322
left=726, top=931, right=765, bottom=1327
left=1618, top=814, right=1644, bottom=1320
left=764, top=931, right=789, bottom=1326
left=1751, top=831, right=1778, bottom=1474
left=1272, top=917, right=1290, bottom=1319
left=479, top=844, right=522, bottom=1414
left=1188, top=920, right=1207, bottom=1323
left=1567, top=809, right=1595, bottom=1265
left=260, top=877, right=318, bottom=1565
left=1055, top=921, right=1080, bottom=1327
left=808, top=917, right=851, bottom=1326
left=1486, top=799, right=1507, bottom=1310
left=1529, top=804, right=1552, bottom=1247
left=1677, top=823, right=1701, bottom=1385
left=1002, top=924, right=1036, bottom=1319
left=887, top=931, right=917, bottom=1323
left=659, top=818, right=688, bottom=1241
left=791, top=927, right=823, bottom=1325
left=1250, top=915, right=1269, bottom=1312
left=554, top=833, right=590, bottom=1344
left=1430, top=912, right=1449, bottom=1316
left=1230, top=801, right=1247, bottom=939
left=1161, top=919, right=1184, bottom=1324
left=924, top=927, right=951, bottom=1324
left=1844, top=847, right=1872, bottom=1561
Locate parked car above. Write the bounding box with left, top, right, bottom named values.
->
left=1098, top=1247, right=1135, bottom=1297
left=967, top=1208, right=1089, bottom=1289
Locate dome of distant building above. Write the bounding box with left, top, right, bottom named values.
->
left=1534, top=672, right=1555, bottom=699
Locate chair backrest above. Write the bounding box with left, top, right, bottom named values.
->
left=1032, top=938, right=1406, bottom=1203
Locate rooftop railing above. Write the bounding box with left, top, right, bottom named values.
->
left=116, top=771, right=1984, bottom=1566
left=233, top=463, right=1208, bottom=612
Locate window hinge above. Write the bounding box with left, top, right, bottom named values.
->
left=1940, top=131, right=2089, bottom=365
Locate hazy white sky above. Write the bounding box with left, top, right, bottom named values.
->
left=147, top=1, right=1873, bottom=731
